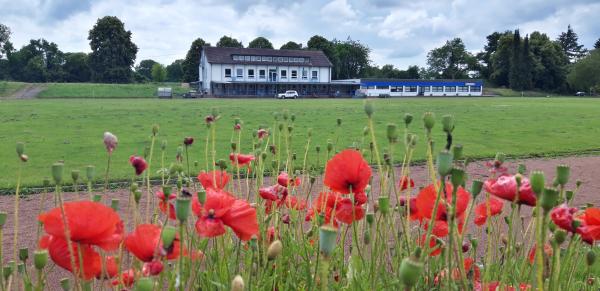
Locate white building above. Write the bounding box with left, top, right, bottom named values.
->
left=356, top=79, right=484, bottom=97
left=199, top=47, right=335, bottom=97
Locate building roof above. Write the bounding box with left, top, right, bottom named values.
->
left=202, top=46, right=333, bottom=67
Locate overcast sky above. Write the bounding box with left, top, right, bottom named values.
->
left=1, top=0, right=599, bottom=68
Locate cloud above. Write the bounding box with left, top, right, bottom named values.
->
left=0, top=0, right=598, bottom=69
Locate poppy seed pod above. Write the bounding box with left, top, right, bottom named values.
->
left=541, top=187, right=559, bottom=212
left=134, top=277, right=154, bottom=291
left=71, top=170, right=80, bottom=182
left=565, top=190, right=574, bottom=201
left=378, top=196, right=390, bottom=215
left=450, top=168, right=465, bottom=188
left=452, top=144, right=463, bottom=160
left=161, top=140, right=167, bottom=151
left=319, top=226, right=337, bottom=257
left=530, top=171, right=545, bottom=197
left=290, top=114, right=296, bottom=122
left=133, top=190, right=142, bottom=204
left=0, top=212, right=7, bottom=227
left=441, top=115, right=454, bottom=133
left=553, top=229, right=567, bottom=245
left=231, top=275, right=245, bottom=291
left=327, top=141, right=333, bottom=152
left=110, top=199, right=119, bottom=211
left=386, top=123, right=398, bottom=143
left=404, top=113, right=413, bottom=126
left=587, top=250, right=596, bottom=266
left=161, top=226, right=177, bottom=249
left=267, top=240, right=283, bottom=260
left=152, top=124, right=159, bottom=136
left=16, top=142, right=25, bottom=156
left=33, top=250, right=48, bottom=270
left=422, top=112, right=435, bottom=131
left=364, top=100, right=374, bottom=117
left=556, top=164, right=570, bottom=186
left=43, top=177, right=50, bottom=188
left=260, top=152, right=267, bottom=160
left=175, top=198, right=191, bottom=221
left=399, top=256, right=423, bottom=288
left=363, top=230, right=371, bottom=245
left=336, top=118, right=342, bottom=126
left=86, top=165, right=95, bottom=181
left=18, top=248, right=28, bottom=262
left=52, top=162, right=64, bottom=185
left=436, top=150, right=454, bottom=177
left=231, top=142, right=237, bottom=151
left=60, top=278, right=70, bottom=291
left=287, top=125, right=293, bottom=133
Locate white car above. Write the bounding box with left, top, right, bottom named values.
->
left=276, top=90, right=299, bottom=99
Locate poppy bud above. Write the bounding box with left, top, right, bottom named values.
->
left=549, top=221, right=557, bottom=232
left=103, top=132, right=118, bottom=153
left=310, top=176, right=316, bottom=185
left=556, top=164, right=570, bottom=186
left=436, top=150, right=454, bottom=177
left=587, top=250, right=596, bottom=266
left=317, top=213, right=325, bottom=226
left=363, top=231, right=371, bottom=245
left=517, top=163, right=527, bottom=175
left=576, top=180, right=583, bottom=188
left=399, top=256, right=423, bottom=287
left=71, top=170, right=80, bottom=182
left=422, top=112, right=435, bottom=131
left=152, top=124, right=159, bottom=136
left=85, top=165, right=95, bottom=182
left=565, top=190, right=574, bottom=202
left=366, top=213, right=375, bottom=225
left=541, top=187, right=559, bottom=212
left=161, top=140, right=167, bottom=151
left=336, top=118, right=342, bottom=126
left=33, top=250, right=48, bottom=270
left=217, top=159, right=227, bottom=170
left=184, top=137, right=194, bottom=146
left=18, top=248, right=28, bottom=262
left=43, top=177, right=50, bottom=188
left=363, top=126, right=369, bottom=136
left=364, top=100, right=374, bottom=117
left=470, top=237, right=478, bottom=249
left=553, top=229, right=567, bottom=245
left=16, top=142, right=25, bottom=156
left=267, top=240, right=283, bottom=260
left=93, top=194, right=102, bottom=202
left=134, top=190, right=142, bottom=204
left=378, top=196, right=390, bottom=215
left=130, top=182, right=139, bottom=193
left=161, top=226, right=177, bottom=249
left=18, top=154, right=28, bottom=162
left=404, top=113, right=413, bottom=127
left=176, top=198, right=190, bottom=222
left=60, top=278, right=70, bottom=291
left=135, top=277, right=154, bottom=291
left=231, top=275, right=244, bottom=291
left=386, top=123, right=398, bottom=143
left=494, top=152, right=506, bottom=164
left=441, top=115, right=454, bottom=133
left=52, top=162, right=64, bottom=185
left=231, top=142, right=237, bottom=151
left=530, top=171, right=545, bottom=197
left=327, top=141, right=333, bottom=153
left=462, top=241, right=470, bottom=253
left=452, top=145, right=463, bottom=160
left=572, top=219, right=581, bottom=230
left=406, top=133, right=417, bottom=149
left=110, top=199, right=119, bottom=211
left=319, top=226, right=337, bottom=257
left=450, top=168, right=465, bottom=188
left=0, top=212, right=7, bottom=227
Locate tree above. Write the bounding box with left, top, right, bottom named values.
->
left=307, top=35, right=335, bottom=62
left=0, top=23, right=13, bottom=59
left=8, top=39, right=65, bottom=82
left=332, top=38, right=370, bottom=79
left=594, top=38, right=600, bottom=50
left=407, top=65, right=421, bottom=79
left=557, top=25, right=587, bottom=63
left=567, top=49, right=600, bottom=92
left=426, top=38, right=474, bottom=79
left=529, top=31, right=567, bottom=91
left=280, top=41, right=302, bottom=50
left=63, top=52, right=91, bottom=82
left=135, top=59, right=158, bottom=81
left=182, top=38, right=209, bottom=83
left=248, top=37, right=273, bottom=49
left=216, top=36, right=243, bottom=48
left=151, top=63, right=166, bottom=82
left=166, top=59, right=184, bottom=82
left=476, top=32, right=503, bottom=79
left=490, top=32, right=514, bottom=86
left=88, top=16, right=138, bottom=83
left=508, top=30, right=526, bottom=90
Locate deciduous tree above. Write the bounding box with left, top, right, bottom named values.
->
left=426, top=38, right=474, bottom=79
left=63, top=52, right=91, bottom=82
left=135, top=59, right=158, bottom=81
left=216, top=36, right=243, bottom=48
left=151, top=63, right=167, bottom=82
left=248, top=37, right=273, bottom=49
left=182, top=38, right=209, bottom=83
left=567, top=49, right=600, bottom=92
left=280, top=41, right=302, bottom=50
left=166, top=59, right=184, bottom=82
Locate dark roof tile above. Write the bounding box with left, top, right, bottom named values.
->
left=202, top=46, right=332, bottom=67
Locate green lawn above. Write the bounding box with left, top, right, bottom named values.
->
left=0, top=81, right=26, bottom=97
left=37, top=82, right=191, bottom=98
left=1, top=97, right=600, bottom=190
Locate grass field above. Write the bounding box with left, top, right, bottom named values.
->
left=1, top=97, right=600, bottom=189
left=0, top=81, right=26, bottom=97
left=37, top=82, right=191, bottom=98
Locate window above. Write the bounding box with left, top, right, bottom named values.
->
left=311, top=70, right=318, bottom=79
left=367, top=85, right=375, bottom=89
left=225, top=68, right=232, bottom=78
left=232, top=55, right=239, bottom=61
left=445, top=86, right=456, bottom=92
left=236, top=68, right=243, bottom=78
left=281, top=70, right=287, bottom=79
left=391, top=86, right=401, bottom=92
left=259, top=70, right=266, bottom=79
left=470, top=86, right=481, bottom=92
left=244, top=56, right=251, bottom=61
left=248, top=69, right=255, bottom=78
left=251, top=56, right=258, bottom=61
left=283, top=57, right=289, bottom=62
left=291, top=70, right=297, bottom=79
left=432, top=86, right=443, bottom=92
left=423, top=86, right=431, bottom=92
left=302, top=69, right=308, bottom=79
left=458, top=86, right=469, bottom=92
left=407, top=86, right=417, bottom=92
left=277, top=57, right=283, bottom=62
left=298, top=57, right=304, bottom=62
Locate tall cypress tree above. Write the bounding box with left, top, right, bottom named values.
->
left=521, top=35, right=533, bottom=90
left=509, top=29, right=523, bottom=90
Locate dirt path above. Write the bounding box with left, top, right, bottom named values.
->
left=0, top=155, right=598, bottom=288
left=7, top=83, right=46, bottom=99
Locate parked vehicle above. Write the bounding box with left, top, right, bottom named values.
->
left=575, top=91, right=586, bottom=96
left=276, top=90, right=299, bottom=99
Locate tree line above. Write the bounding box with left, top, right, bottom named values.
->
left=0, top=16, right=599, bottom=92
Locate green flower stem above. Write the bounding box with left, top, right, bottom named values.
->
left=103, top=153, right=112, bottom=192
left=12, top=162, right=22, bottom=263
left=55, top=184, right=81, bottom=291
left=146, top=133, right=156, bottom=223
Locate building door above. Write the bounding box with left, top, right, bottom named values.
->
left=269, top=69, right=277, bottom=82
left=418, top=86, right=425, bottom=96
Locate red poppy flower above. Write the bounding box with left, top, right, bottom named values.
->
left=41, top=235, right=102, bottom=280
left=324, top=149, right=372, bottom=194
left=39, top=201, right=123, bottom=251
left=198, top=170, right=230, bottom=190
left=257, top=129, right=268, bottom=139
left=183, top=137, right=194, bottom=146
left=205, top=115, right=215, bottom=124
left=284, top=196, right=307, bottom=211
left=477, top=281, right=531, bottom=291
left=259, top=184, right=288, bottom=202
left=129, top=155, right=148, bottom=175
left=484, top=175, right=536, bottom=206
left=415, top=183, right=470, bottom=222
left=399, top=176, right=415, bottom=191
left=474, top=197, right=504, bottom=226
left=142, top=261, right=164, bottom=276
left=419, top=234, right=443, bottom=256
left=528, top=243, right=553, bottom=264
left=400, top=196, right=420, bottom=220
left=192, top=189, right=258, bottom=241
left=156, top=191, right=177, bottom=220
left=125, top=224, right=180, bottom=262
left=277, top=172, right=300, bottom=187
left=112, top=269, right=135, bottom=287
left=577, top=207, right=600, bottom=244
left=305, top=192, right=364, bottom=225
left=550, top=204, right=580, bottom=233
left=434, top=258, right=480, bottom=285
left=229, top=153, right=255, bottom=166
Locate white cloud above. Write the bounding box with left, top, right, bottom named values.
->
left=320, top=0, right=357, bottom=22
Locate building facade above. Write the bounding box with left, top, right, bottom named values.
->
left=357, top=79, right=484, bottom=97
left=199, top=47, right=335, bottom=97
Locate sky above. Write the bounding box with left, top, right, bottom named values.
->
left=1, top=0, right=599, bottom=69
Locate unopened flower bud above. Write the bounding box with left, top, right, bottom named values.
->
left=231, top=275, right=244, bottom=291
left=267, top=240, right=283, bottom=260
left=363, top=230, right=371, bottom=245
left=587, top=250, right=596, bottom=266
left=517, top=163, right=527, bottom=175
left=541, top=187, right=559, bottom=212
left=436, top=150, right=454, bottom=177
left=364, top=100, right=374, bottom=117
left=450, top=168, right=465, bottom=188
left=86, top=165, right=95, bottom=181
left=152, top=124, right=159, bottom=136
left=161, top=140, right=167, bottom=151
left=386, top=123, right=398, bottom=143
left=71, top=170, right=80, bottom=182
left=530, top=171, right=545, bottom=196
left=399, top=256, right=423, bottom=287
left=452, top=145, right=463, bottom=160
left=378, top=196, right=390, bottom=215
left=441, top=115, right=454, bottom=133
left=494, top=152, right=506, bottom=164
left=319, top=226, right=337, bottom=257
left=133, top=190, right=142, bottom=204
left=231, top=142, right=237, bottom=151
left=422, top=112, right=435, bottom=131
left=176, top=198, right=191, bottom=222
left=404, top=113, right=413, bottom=126
left=363, top=126, right=369, bottom=136
left=336, top=118, right=342, bottom=126
left=556, top=164, right=570, bottom=186
left=462, top=241, right=470, bottom=253
left=16, top=142, right=25, bottom=156
left=161, top=226, right=177, bottom=249
left=554, top=229, right=567, bottom=245
left=52, top=162, right=64, bottom=184
left=18, top=248, right=28, bottom=262
left=565, top=190, right=574, bottom=202
left=327, top=141, right=333, bottom=153
left=366, top=213, right=375, bottom=225
left=34, top=250, right=48, bottom=270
